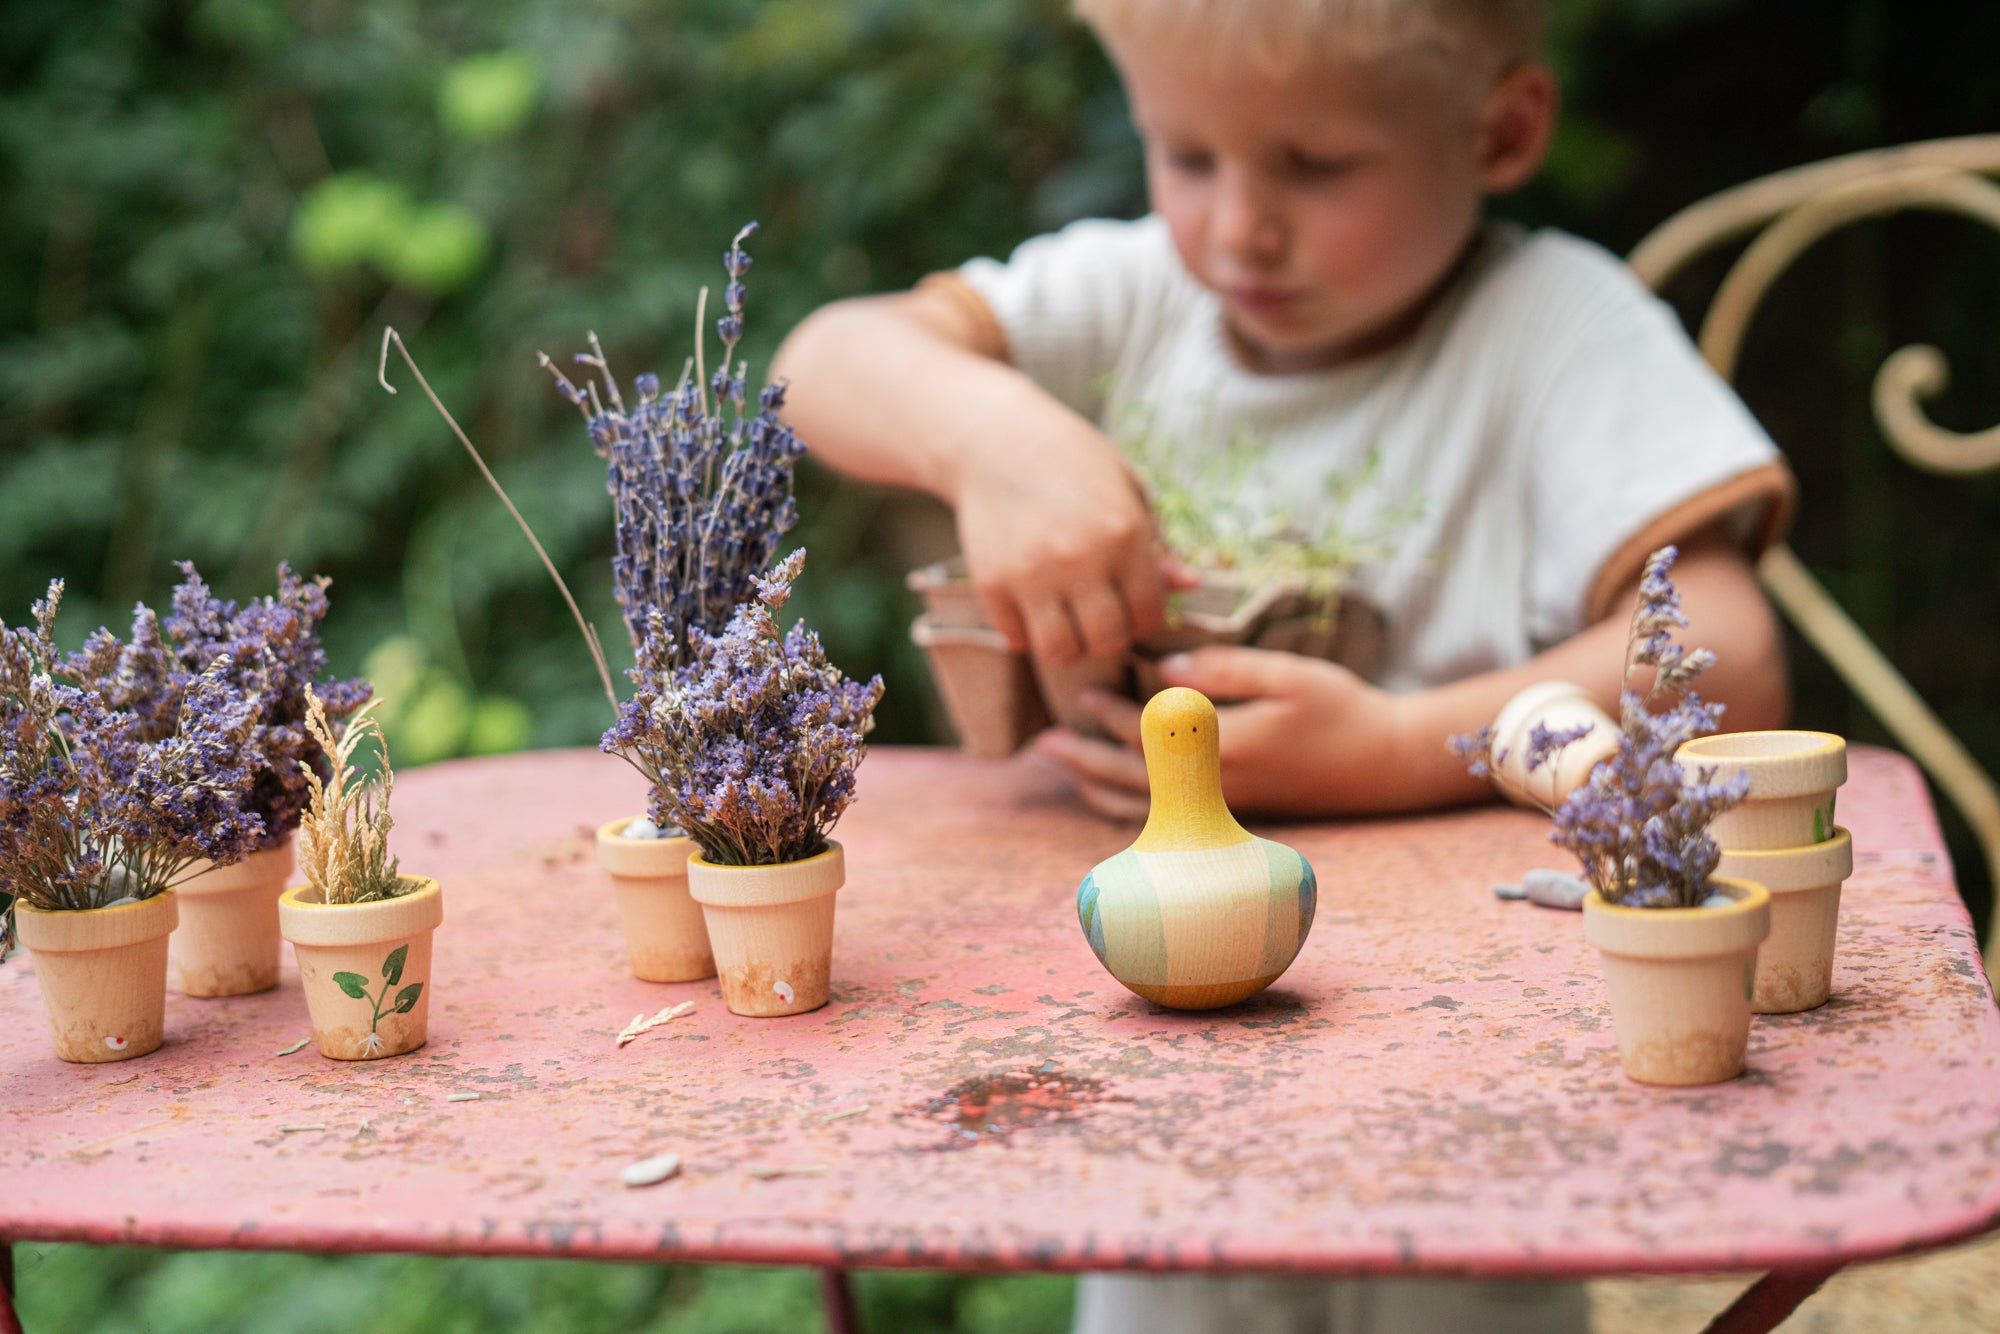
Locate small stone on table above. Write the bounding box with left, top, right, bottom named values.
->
left=620, top=1153, right=682, bottom=1188
left=1523, top=868, right=1591, bottom=910
left=1493, top=883, right=1526, bottom=901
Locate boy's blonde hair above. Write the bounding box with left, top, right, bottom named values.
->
left=1074, top=0, right=1544, bottom=74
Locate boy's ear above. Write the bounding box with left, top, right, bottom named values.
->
left=1477, top=62, right=1559, bottom=194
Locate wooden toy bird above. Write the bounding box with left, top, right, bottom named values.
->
left=1076, top=686, right=1317, bottom=1009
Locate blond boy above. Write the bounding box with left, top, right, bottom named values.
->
left=775, top=0, right=1791, bottom=833
left=778, top=0, right=1790, bottom=1317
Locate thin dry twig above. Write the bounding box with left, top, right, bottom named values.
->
left=278, top=1124, right=328, bottom=1134
left=275, top=1038, right=311, bottom=1056
left=746, top=1164, right=829, bottom=1181
left=616, top=1000, right=695, bottom=1047
left=447, top=1092, right=482, bottom=1103
left=379, top=326, right=617, bottom=715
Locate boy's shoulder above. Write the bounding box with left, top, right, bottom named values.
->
left=1451, top=225, right=1668, bottom=350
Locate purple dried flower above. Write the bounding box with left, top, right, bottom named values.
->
left=1, top=582, right=269, bottom=937
left=600, top=550, right=884, bottom=866
left=152, top=563, right=372, bottom=849
left=1450, top=546, right=1749, bottom=908
left=543, top=222, right=802, bottom=664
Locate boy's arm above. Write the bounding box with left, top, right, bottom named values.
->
left=772, top=287, right=1172, bottom=663
left=1039, top=524, right=1788, bottom=820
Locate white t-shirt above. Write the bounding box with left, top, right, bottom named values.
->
left=943, top=215, right=1793, bottom=692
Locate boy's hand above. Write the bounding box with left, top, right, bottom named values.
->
left=1034, top=647, right=1410, bottom=819
left=951, top=410, right=1178, bottom=666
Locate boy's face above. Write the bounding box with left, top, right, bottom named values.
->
left=1112, top=34, right=1512, bottom=371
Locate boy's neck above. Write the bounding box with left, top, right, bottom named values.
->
left=1222, top=223, right=1491, bottom=376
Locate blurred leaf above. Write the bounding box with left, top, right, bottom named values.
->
left=290, top=173, right=411, bottom=276
left=466, top=694, right=533, bottom=755
left=437, top=50, right=544, bottom=143
left=380, top=202, right=490, bottom=294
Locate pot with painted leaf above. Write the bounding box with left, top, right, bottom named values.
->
left=1716, top=826, right=1853, bottom=1013
left=1676, top=731, right=1846, bottom=851
left=278, top=692, right=442, bottom=1060
left=1077, top=686, right=1317, bottom=1010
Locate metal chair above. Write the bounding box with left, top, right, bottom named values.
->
left=1629, top=133, right=2000, bottom=985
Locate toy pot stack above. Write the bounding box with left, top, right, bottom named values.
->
left=1677, top=731, right=1850, bottom=1013
left=1583, top=877, right=1770, bottom=1085
left=169, top=837, right=295, bottom=997
left=1076, top=687, right=1317, bottom=1010
left=596, top=819, right=715, bottom=983
left=686, top=843, right=843, bottom=1018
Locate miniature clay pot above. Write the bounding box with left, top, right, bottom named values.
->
left=1676, top=731, right=1846, bottom=850
left=596, top=818, right=714, bottom=982
left=15, top=891, right=178, bottom=1063
left=278, top=877, right=442, bottom=1060
left=1487, top=681, right=1621, bottom=810
left=686, top=843, right=843, bottom=1018
left=168, top=837, right=295, bottom=997
left=1583, top=877, right=1770, bottom=1086
left=1078, top=688, right=1317, bottom=1010
left=908, top=618, right=1051, bottom=758
left=1717, top=827, right=1853, bottom=1014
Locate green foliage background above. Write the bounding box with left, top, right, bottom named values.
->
left=2, top=0, right=1997, bottom=1327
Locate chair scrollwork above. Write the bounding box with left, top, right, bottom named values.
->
left=1631, top=134, right=2000, bottom=984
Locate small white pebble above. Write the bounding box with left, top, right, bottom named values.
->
left=620, top=1153, right=682, bottom=1187
left=1523, top=868, right=1591, bottom=910
left=1492, top=883, right=1526, bottom=901
left=622, top=817, right=664, bottom=840
left=1700, top=892, right=1735, bottom=909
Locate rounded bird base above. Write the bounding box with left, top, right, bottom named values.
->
left=1120, top=973, right=1285, bottom=1011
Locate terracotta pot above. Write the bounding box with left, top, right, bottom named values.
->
left=1486, top=681, right=1621, bottom=810
left=596, top=818, right=714, bottom=982
left=278, top=877, right=443, bottom=1060
left=1676, top=731, right=1847, bottom=850
left=1717, top=827, right=1853, bottom=1014
left=169, top=837, right=295, bottom=997
left=15, top=891, right=178, bottom=1063
left=1582, top=877, right=1770, bottom=1086
left=686, top=843, right=843, bottom=1018
left=908, top=617, right=1050, bottom=757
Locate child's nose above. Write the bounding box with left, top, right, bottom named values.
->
left=1212, top=168, right=1287, bottom=267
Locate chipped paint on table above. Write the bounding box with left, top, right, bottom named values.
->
left=2, top=745, right=1996, bottom=1278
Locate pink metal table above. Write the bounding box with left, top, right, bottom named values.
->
left=3, top=744, right=1997, bottom=1333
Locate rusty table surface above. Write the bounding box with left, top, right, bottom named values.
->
left=2, top=743, right=1997, bottom=1281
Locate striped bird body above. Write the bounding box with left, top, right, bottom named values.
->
left=1078, top=837, right=1316, bottom=1010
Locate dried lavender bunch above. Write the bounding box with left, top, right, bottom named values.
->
left=603, top=549, right=885, bottom=866
left=87, top=563, right=371, bottom=851
left=543, top=222, right=805, bottom=664
left=0, top=582, right=265, bottom=946
left=1452, top=546, right=1750, bottom=908
left=297, top=688, right=406, bottom=904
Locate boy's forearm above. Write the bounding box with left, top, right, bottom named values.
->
left=1378, top=538, right=1788, bottom=811
left=770, top=292, right=1026, bottom=505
